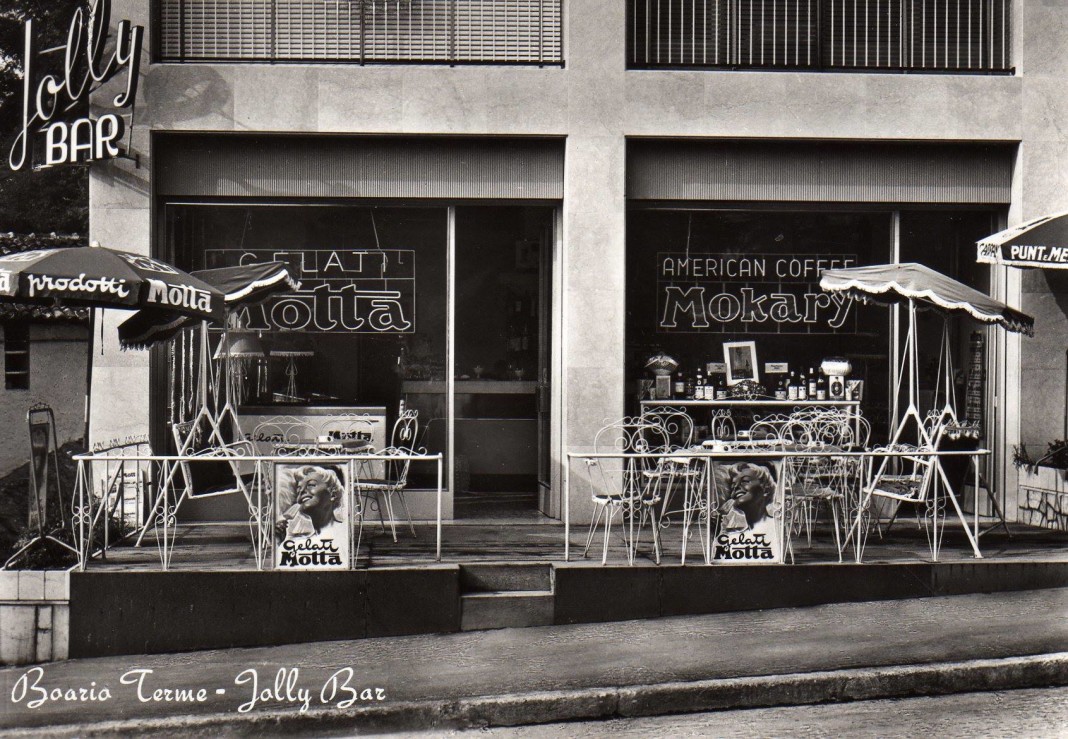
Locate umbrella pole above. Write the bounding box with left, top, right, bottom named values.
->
left=83, top=307, right=96, bottom=448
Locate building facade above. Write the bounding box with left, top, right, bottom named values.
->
left=0, top=235, right=88, bottom=477
left=88, top=0, right=1068, bottom=525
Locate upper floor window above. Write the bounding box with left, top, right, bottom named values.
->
left=157, top=0, right=563, bottom=65
left=628, top=0, right=1010, bottom=73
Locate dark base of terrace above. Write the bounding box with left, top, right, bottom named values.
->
left=69, top=521, right=1068, bottom=659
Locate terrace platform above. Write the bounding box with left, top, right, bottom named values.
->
left=64, top=520, right=1068, bottom=659
left=85, top=519, right=1068, bottom=570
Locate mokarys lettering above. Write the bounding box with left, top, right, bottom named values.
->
left=145, top=280, right=213, bottom=314
left=8, top=0, right=143, bottom=171
left=657, top=253, right=857, bottom=334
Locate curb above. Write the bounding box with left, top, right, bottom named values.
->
left=13, top=652, right=1068, bottom=737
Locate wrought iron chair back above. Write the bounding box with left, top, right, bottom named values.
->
left=640, top=407, right=695, bottom=450
left=583, top=416, right=672, bottom=564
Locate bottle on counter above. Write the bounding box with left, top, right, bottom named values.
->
left=715, top=373, right=728, bottom=400
left=694, top=369, right=705, bottom=400
left=673, top=371, right=686, bottom=398
left=797, top=370, right=808, bottom=401
left=807, top=367, right=818, bottom=398
left=787, top=371, right=799, bottom=401
left=685, top=371, right=696, bottom=399
left=775, top=375, right=788, bottom=400
left=816, top=371, right=828, bottom=400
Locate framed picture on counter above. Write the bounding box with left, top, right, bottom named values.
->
left=723, top=341, right=758, bottom=386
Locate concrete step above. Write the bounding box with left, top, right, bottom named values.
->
left=459, top=563, right=553, bottom=593
left=460, top=590, right=555, bottom=631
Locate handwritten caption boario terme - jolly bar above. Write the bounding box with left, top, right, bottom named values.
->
left=657, top=253, right=857, bottom=334
left=9, top=666, right=386, bottom=715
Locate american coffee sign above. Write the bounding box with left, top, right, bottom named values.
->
left=657, top=253, right=858, bottom=334
left=7, top=0, right=143, bottom=172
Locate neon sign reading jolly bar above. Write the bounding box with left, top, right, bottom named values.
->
left=657, top=253, right=857, bottom=334
left=7, top=0, right=143, bottom=172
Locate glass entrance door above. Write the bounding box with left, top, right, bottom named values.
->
left=453, top=206, right=554, bottom=520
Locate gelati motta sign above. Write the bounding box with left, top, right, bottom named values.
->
left=7, top=0, right=143, bottom=172
left=657, top=253, right=858, bottom=334
left=208, top=248, right=416, bottom=334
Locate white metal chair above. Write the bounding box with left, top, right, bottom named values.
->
left=781, top=408, right=868, bottom=561
left=357, top=409, right=420, bottom=542
left=641, top=407, right=713, bottom=563
left=582, top=417, right=670, bottom=565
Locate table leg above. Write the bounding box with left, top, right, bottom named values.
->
left=564, top=457, right=571, bottom=562
left=436, top=457, right=442, bottom=562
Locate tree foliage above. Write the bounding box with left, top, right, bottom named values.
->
left=0, top=1, right=90, bottom=234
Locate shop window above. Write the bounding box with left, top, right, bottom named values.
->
left=162, top=203, right=448, bottom=488
left=899, top=211, right=996, bottom=424
left=626, top=209, right=894, bottom=433
left=4, top=322, right=30, bottom=390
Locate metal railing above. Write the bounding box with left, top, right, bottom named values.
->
left=157, top=0, right=564, bottom=65
left=564, top=446, right=990, bottom=564
left=71, top=450, right=445, bottom=570
left=628, top=0, right=1011, bottom=72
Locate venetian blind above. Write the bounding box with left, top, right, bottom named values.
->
left=157, top=0, right=563, bottom=64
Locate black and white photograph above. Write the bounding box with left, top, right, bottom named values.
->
left=273, top=463, right=350, bottom=571
left=0, top=0, right=1066, bottom=736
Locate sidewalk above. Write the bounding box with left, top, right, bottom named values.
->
left=1, top=588, right=1066, bottom=736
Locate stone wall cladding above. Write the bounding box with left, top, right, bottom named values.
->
left=0, top=571, right=70, bottom=665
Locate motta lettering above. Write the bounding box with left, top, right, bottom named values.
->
left=279, top=538, right=344, bottom=567
left=8, top=0, right=143, bottom=171
left=241, top=287, right=413, bottom=334
left=145, top=279, right=212, bottom=313
left=221, top=248, right=417, bottom=334
left=0, top=270, right=12, bottom=294
left=714, top=532, right=776, bottom=560
left=27, top=272, right=130, bottom=299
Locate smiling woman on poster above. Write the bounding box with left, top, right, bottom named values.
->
left=715, top=462, right=783, bottom=562
left=274, top=464, right=350, bottom=570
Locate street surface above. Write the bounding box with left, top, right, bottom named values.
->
left=426, top=687, right=1068, bottom=738
left=1, top=589, right=1064, bottom=735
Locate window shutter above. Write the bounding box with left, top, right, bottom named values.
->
left=734, top=0, right=818, bottom=67
left=625, top=0, right=1010, bottom=70
left=158, top=0, right=563, bottom=64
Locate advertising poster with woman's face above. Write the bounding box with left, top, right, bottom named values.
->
left=713, top=461, right=785, bottom=563
left=274, top=463, right=350, bottom=570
